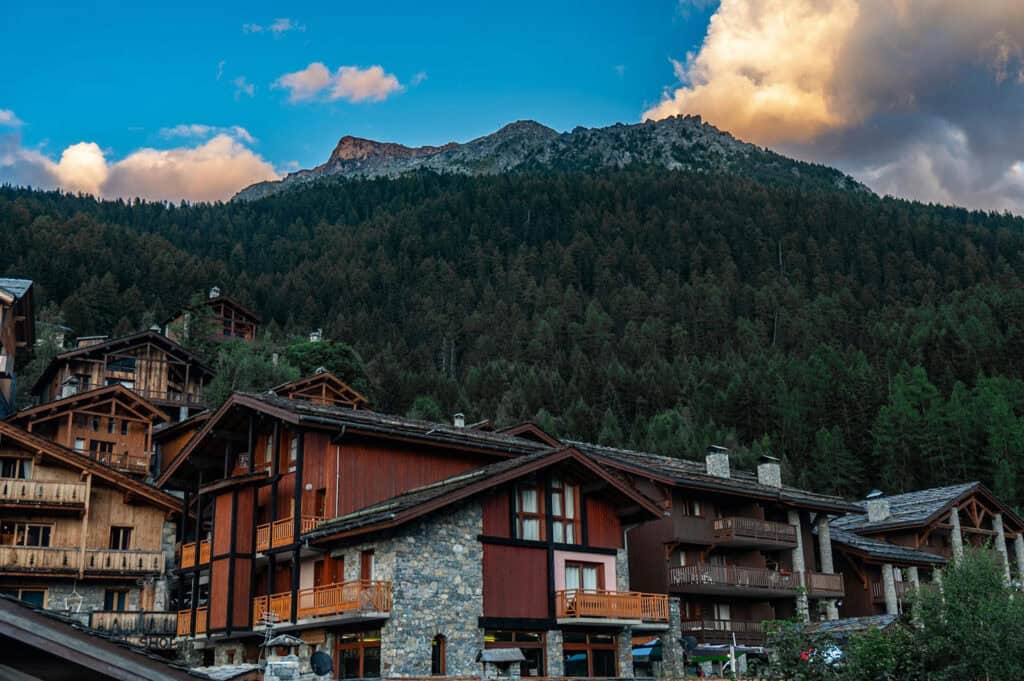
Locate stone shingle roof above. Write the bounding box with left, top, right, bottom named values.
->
left=827, top=527, right=946, bottom=565
left=567, top=440, right=861, bottom=513
left=804, top=614, right=900, bottom=638
left=830, top=482, right=979, bottom=532
left=0, top=277, right=32, bottom=299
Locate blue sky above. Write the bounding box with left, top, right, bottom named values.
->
left=1, top=1, right=712, bottom=174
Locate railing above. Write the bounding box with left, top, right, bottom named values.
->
left=871, top=580, right=914, bottom=601
left=0, top=546, right=163, bottom=574
left=0, top=478, right=87, bottom=506
left=176, top=607, right=209, bottom=636
left=255, top=516, right=324, bottom=552
left=87, top=450, right=150, bottom=474
left=670, top=564, right=800, bottom=592
left=805, top=571, right=845, bottom=597
left=179, top=539, right=210, bottom=568
left=681, top=619, right=766, bottom=644
left=72, top=380, right=205, bottom=407
left=90, top=611, right=178, bottom=637
left=712, top=517, right=797, bottom=545
left=555, top=589, right=669, bottom=621
left=253, top=580, right=393, bottom=626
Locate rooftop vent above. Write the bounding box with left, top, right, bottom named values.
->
left=705, top=445, right=730, bottom=479
left=866, top=489, right=891, bottom=522
left=757, top=454, right=782, bottom=488
left=453, top=413, right=466, bottom=428
left=209, top=286, right=222, bottom=299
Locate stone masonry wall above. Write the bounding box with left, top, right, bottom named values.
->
left=46, top=580, right=140, bottom=625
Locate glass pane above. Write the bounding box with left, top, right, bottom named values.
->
left=551, top=492, right=562, bottom=516
left=363, top=646, right=381, bottom=677
left=565, top=485, right=575, bottom=519
left=340, top=649, right=360, bottom=678
left=592, top=649, right=617, bottom=677
left=565, top=524, right=575, bottom=544
left=522, top=648, right=544, bottom=676
left=564, top=650, right=589, bottom=677
left=565, top=566, right=580, bottom=591
left=583, top=566, right=599, bottom=591
left=20, top=590, right=45, bottom=608
left=552, top=522, right=564, bottom=544
left=520, top=488, right=537, bottom=513
left=522, top=519, right=540, bottom=541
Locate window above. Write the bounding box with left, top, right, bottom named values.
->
left=515, top=484, right=543, bottom=541
left=360, top=550, right=374, bottom=581
left=565, top=562, right=603, bottom=592
left=484, top=631, right=545, bottom=676
left=550, top=478, right=580, bottom=544
left=104, top=589, right=129, bottom=611
left=0, top=588, right=46, bottom=608
left=0, top=457, right=31, bottom=479
left=336, top=630, right=381, bottom=679
left=563, top=632, right=617, bottom=677
left=263, top=436, right=273, bottom=467
left=712, top=603, right=731, bottom=628
left=74, top=439, right=86, bottom=452
left=14, top=523, right=52, bottom=547
left=109, top=526, right=133, bottom=550
left=107, top=357, right=136, bottom=373
left=680, top=499, right=703, bottom=516
left=288, top=435, right=299, bottom=472
left=107, top=418, right=116, bottom=434
left=431, top=635, right=446, bottom=675
left=90, top=440, right=115, bottom=462
left=316, top=488, right=327, bottom=518
left=121, top=420, right=129, bottom=436
left=91, top=416, right=100, bottom=431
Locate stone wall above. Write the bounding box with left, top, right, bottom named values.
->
left=46, top=580, right=140, bottom=625
left=545, top=629, right=565, bottom=676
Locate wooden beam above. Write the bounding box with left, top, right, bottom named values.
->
left=78, top=473, right=92, bottom=578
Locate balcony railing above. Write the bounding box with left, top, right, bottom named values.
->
left=255, top=516, right=324, bottom=552
left=712, top=517, right=798, bottom=546
left=86, top=450, right=150, bottom=474
left=871, top=580, right=914, bottom=602
left=90, top=611, right=178, bottom=638
left=670, top=564, right=800, bottom=593
left=0, top=478, right=87, bottom=507
left=179, top=539, right=210, bottom=568
left=555, top=589, right=669, bottom=621
left=681, top=619, right=766, bottom=645
left=72, top=380, right=205, bottom=407
left=175, top=606, right=208, bottom=636
left=0, top=546, right=164, bottom=574
left=252, top=580, right=392, bottom=627
left=805, top=571, right=845, bottom=597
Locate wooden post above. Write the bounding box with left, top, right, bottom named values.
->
left=65, top=412, right=73, bottom=448
left=290, top=430, right=304, bottom=623
left=79, top=472, right=92, bottom=578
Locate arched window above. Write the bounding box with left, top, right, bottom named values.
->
left=431, top=634, right=446, bottom=675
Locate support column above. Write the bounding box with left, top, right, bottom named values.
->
left=882, top=563, right=899, bottom=616
left=617, top=625, right=634, bottom=678
left=907, top=566, right=921, bottom=626
left=994, top=513, right=1011, bottom=584
left=788, top=509, right=809, bottom=622
left=816, top=514, right=839, bottom=620
left=1015, top=534, right=1024, bottom=584
left=545, top=630, right=564, bottom=676
left=662, top=598, right=687, bottom=678
left=290, top=430, right=304, bottom=624
left=950, top=507, right=964, bottom=561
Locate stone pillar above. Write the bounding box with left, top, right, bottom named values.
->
left=950, top=507, right=964, bottom=561
left=994, top=513, right=1012, bottom=583
left=907, top=566, right=920, bottom=590
left=788, top=509, right=809, bottom=622
left=882, top=563, right=899, bottom=616
left=1015, top=534, right=1024, bottom=583
left=816, top=515, right=839, bottom=620
left=545, top=630, right=564, bottom=677
left=661, top=598, right=687, bottom=678
left=617, top=625, right=634, bottom=678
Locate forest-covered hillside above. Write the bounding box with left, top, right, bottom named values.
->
left=3, top=168, right=1024, bottom=506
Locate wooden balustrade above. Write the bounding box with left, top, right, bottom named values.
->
left=90, top=611, right=177, bottom=637
left=252, top=592, right=293, bottom=625
left=198, top=539, right=210, bottom=564
left=805, top=571, right=845, bottom=597
left=0, top=478, right=88, bottom=506
left=84, top=548, right=164, bottom=574
left=88, top=450, right=150, bottom=474
left=195, top=607, right=207, bottom=634
left=712, top=517, right=798, bottom=545
left=176, top=607, right=209, bottom=636
left=255, top=516, right=325, bottom=552
left=871, top=580, right=913, bottom=601
left=555, top=589, right=668, bottom=621
left=0, top=546, right=162, bottom=574
left=681, top=619, right=766, bottom=644
left=253, top=580, right=392, bottom=626
left=670, top=564, right=801, bottom=592
left=179, top=539, right=210, bottom=568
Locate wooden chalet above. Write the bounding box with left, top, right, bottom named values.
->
left=272, top=370, right=369, bottom=409
left=9, top=385, right=170, bottom=478
left=32, top=330, right=214, bottom=419
left=828, top=482, right=1024, bottom=618
left=547, top=437, right=861, bottom=647
left=158, top=391, right=667, bottom=678
left=164, top=287, right=261, bottom=344
left=0, top=421, right=180, bottom=647
left=0, top=278, right=35, bottom=417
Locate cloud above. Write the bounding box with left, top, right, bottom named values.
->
left=644, top=0, right=1024, bottom=213
left=243, top=18, right=305, bottom=35
left=217, top=60, right=225, bottom=81
left=274, top=62, right=403, bottom=103
left=1, top=128, right=278, bottom=202
left=613, top=64, right=626, bottom=78
left=0, top=109, right=23, bottom=127
left=410, top=71, right=428, bottom=86
left=233, top=76, right=255, bottom=99
left=159, top=124, right=255, bottom=144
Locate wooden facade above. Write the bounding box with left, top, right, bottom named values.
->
left=273, top=371, right=369, bottom=409
left=32, top=331, right=213, bottom=417
left=164, top=290, right=260, bottom=344
left=0, top=278, right=34, bottom=417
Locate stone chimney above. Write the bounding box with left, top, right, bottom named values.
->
left=453, top=413, right=465, bottom=428
left=208, top=286, right=221, bottom=299
left=866, top=490, right=890, bottom=522
left=309, top=328, right=322, bottom=343
left=757, top=455, right=782, bottom=488
left=705, top=445, right=730, bottom=479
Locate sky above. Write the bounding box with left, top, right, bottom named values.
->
left=3, top=1, right=1024, bottom=212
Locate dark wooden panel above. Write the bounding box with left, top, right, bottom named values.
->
left=625, top=516, right=672, bottom=593
left=232, top=557, right=253, bottom=627
left=482, top=544, right=548, bottom=618
left=235, top=489, right=255, bottom=554
left=481, top=489, right=511, bottom=538
left=586, top=495, right=623, bottom=549
left=301, top=431, right=335, bottom=517
left=273, top=563, right=291, bottom=592
left=209, top=558, right=230, bottom=630
left=213, top=493, right=234, bottom=555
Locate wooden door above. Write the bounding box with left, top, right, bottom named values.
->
left=360, top=550, right=374, bottom=581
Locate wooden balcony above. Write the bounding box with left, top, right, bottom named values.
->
left=179, top=539, right=210, bottom=568
left=712, top=517, right=798, bottom=548
left=681, top=619, right=766, bottom=645
left=805, top=571, right=845, bottom=598
left=0, top=478, right=87, bottom=509
left=555, top=589, right=669, bottom=622
left=871, top=580, right=914, bottom=603
left=86, top=450, right=150, bottom=475
left=176, top=607, right=208, bottom=636
left=255, top=516, right=324, bottom=552
left=670, top=564, right=800, bottom=598
left=90, top=611, right=178, bottom=639
left=252, top=580, right=392, bottom=627
left=0, top=546, right=164, bottom=575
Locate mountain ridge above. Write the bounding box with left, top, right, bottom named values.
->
left=234, top=115, right=869, bottom=201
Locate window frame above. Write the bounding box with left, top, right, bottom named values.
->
left=430, top=634, right=446, bottom=676
left=109, top=526, right=133, bottom=551
left=564, top=560, right=605, bottom=593
left=514, top=482, right=545, bottom=541
left=13, top=523, right=53, bottom=547
left=550, top=477, right=581, bottom=545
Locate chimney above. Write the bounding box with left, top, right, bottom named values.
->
left=757, top=454, right=782, bottom=488
left=705, top=445, right=730, bottom=479
left=209, top=286, right=221, bottom=299
left=453, top=413, right=465, bottom=428
left=866, top=490, right=890, bottom=522
left=309, top=328, right=323, bottom=343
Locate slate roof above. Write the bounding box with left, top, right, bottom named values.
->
left=0, top=277, right=33, bottom=299
left=827, top=527, right=946, bottom=565
left=804, top=614, right=900, bottom=638
left=831, top=482, right=979, bottom=532
left=568, top=440, right=861, bottom=514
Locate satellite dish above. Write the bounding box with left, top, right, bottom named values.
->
left=310, top=651, right=333, bottom=676
left=681, top=636, right=699, bottom=652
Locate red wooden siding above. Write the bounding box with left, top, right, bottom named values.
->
left=482, top=544, right=549, bottom=618
left=213, top=493, right=234, bottom=555
left=235, top=489, right=255, bottom=554
left=209, top=559, right=230, bottom=630
left=232, top=557, right=253, bottom=627
left=481, top=489, right=511, bottom=538
left=586, top=495, right=624, bottom=549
